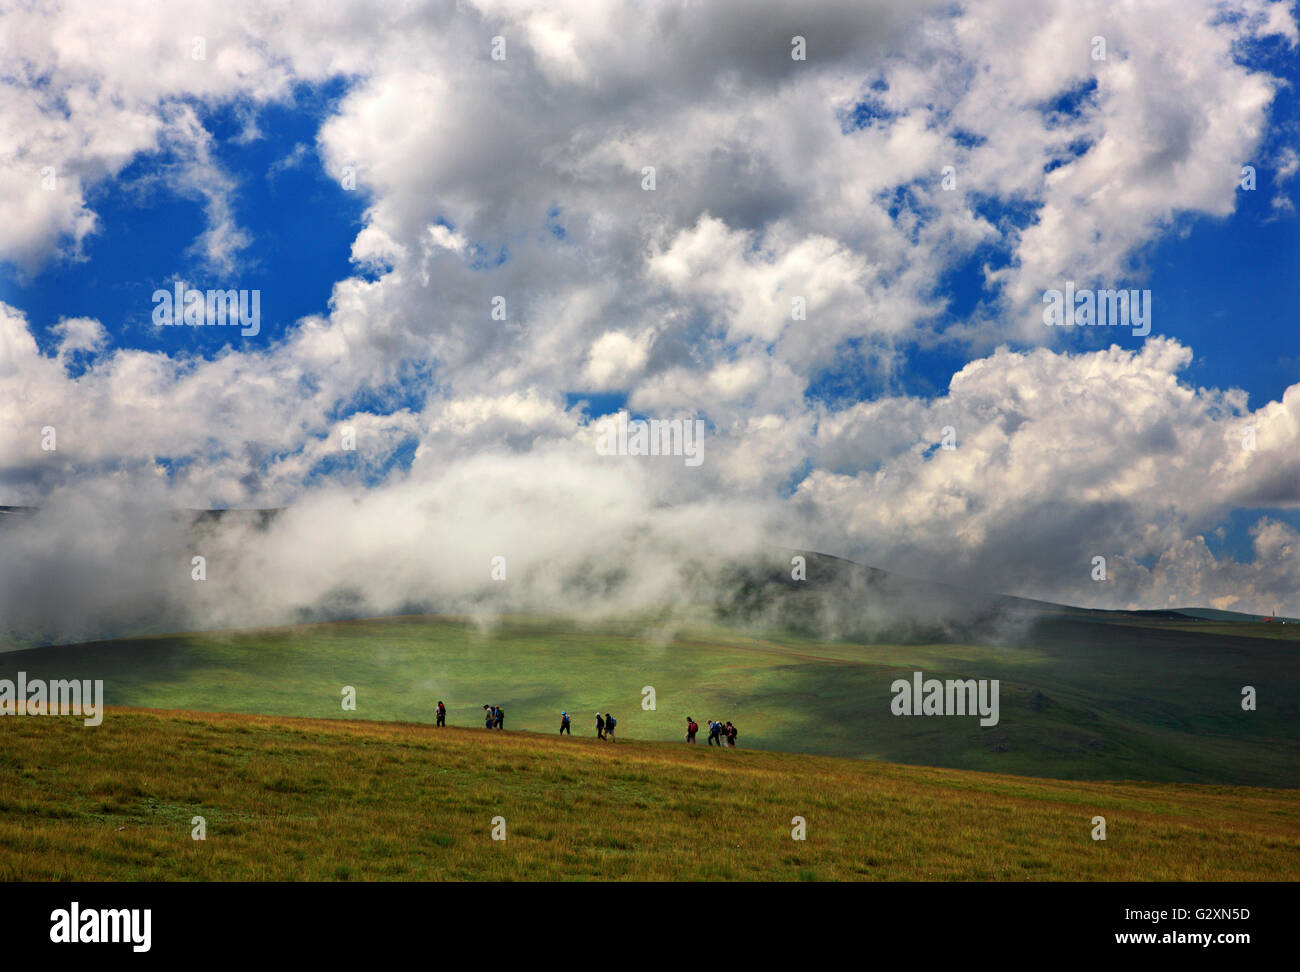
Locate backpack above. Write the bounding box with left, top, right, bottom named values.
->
left=689, top=721, right=697, bottom=733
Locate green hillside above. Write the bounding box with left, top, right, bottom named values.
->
left=3, top=612, right=1295, bottom=786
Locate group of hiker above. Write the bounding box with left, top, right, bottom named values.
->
left=593, top=711, right=617, bottom=740
left=433, top=701, right=738, bottom=748
left=685, top=716, right=737, bottom=747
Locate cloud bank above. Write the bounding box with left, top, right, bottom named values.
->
left=1, top=0, right=1297, bottom=644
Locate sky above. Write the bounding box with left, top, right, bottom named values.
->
left=1, top=0, right=1298, bottom=644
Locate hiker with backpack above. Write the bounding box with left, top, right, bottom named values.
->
left=605, top=712, right=616, bottom=742
left=707, top=720, right=723, bottom=746
left=596, top=711, right=605, bottom=740
left=494, top=706, right=504, bottom=730
left=560, top=711, right=571, bottom=735
left=726, top=721, right=737, bottom=747
left=685, top=716, right=698, bottom=743
left=436, top=701, right=446, bottom=727
left=484, top=705, right=495, bottom=729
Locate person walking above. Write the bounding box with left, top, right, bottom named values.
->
left=726, top=721, right=737, bottom=748
left=494, top=706, right=505, bottom=730
left=436, top=701, right=446, bottom=727
left=605, top=712, right=617, bottom=742
left=560, top=711, right=571, bottom=735
left=484, top=704, right=494, bottom=729
left=596, top=711, right=605, bottom=740
left=685, top=716, right=697, bottom=743
left=707, top=720, right=722, bottom=746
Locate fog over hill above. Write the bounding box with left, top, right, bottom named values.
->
left=2, top=500, right=1284, bottom=652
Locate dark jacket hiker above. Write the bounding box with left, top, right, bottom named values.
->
left=707, top=721, right=722, bottom=746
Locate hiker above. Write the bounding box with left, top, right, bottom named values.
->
left=605, top=712, right=616, bottom=742
left=707, top=720, right=722, bottom=746
left=596, top=711, right=605, bottom=740
left=726, top=721, right=737, bottom=748
left=436, top=701, right=446, bottom=727
left=685, top=716, right=698, bottom=743
left=484, top=704, right=494, bottom=729
left=495, top=706, right=504, bottom=730
left=560, top=711, right=571, bottom=735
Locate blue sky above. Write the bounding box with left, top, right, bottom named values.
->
left=1, top=81, right=366, bottom=359
left=7, top=61, right=1295, bottom=405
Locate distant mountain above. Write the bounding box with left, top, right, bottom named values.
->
left=1173, top=607, right=1296, bottom=623
left=713, top=549, right=1231, bottom=643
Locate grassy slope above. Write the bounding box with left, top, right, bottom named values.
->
left=2, top=614, right=1296, bottom=787
left=1, top=708, right=1295, bottom=881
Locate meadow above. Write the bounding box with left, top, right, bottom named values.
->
left=2, top=612, right=1295, bottom=786
left=2, top=708, right=1296, bottom=881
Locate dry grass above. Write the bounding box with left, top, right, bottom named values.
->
left=1, top=707, right=1296, bottom=881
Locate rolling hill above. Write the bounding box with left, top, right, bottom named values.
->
left=2, top=609, right=1296, bottom=787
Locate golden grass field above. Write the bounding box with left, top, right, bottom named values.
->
left=1, top=707, right=1297, bottom=881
